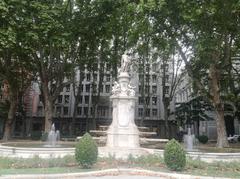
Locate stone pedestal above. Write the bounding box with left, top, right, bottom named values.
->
left=106, top=72, right=140, bottom=148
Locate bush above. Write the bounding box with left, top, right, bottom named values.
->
left=197, top=135, right=208, bottom=144
left=41, top=132, right=48, bottom=141
left=75, top=133, right=98, bottom=168
left=164, top=139, right=186, bottom=171
left=30, top=131, right=42, bottom=140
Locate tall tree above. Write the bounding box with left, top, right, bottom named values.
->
left=0, top=0, right=34, bottom=140
left=150, top=0, right=240, bottom=147
left=27, top=1, right=73, bottom=132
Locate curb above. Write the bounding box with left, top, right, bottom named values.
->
left=0, top=168, right=231, bottom=179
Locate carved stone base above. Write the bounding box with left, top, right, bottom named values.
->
left=107, top=126, right=139, bottom=148
left=106, top=95, right=139, bottom=148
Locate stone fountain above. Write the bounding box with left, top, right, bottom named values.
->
left=46, top=123, right=60, bottom=147
left=183, top=127, right=195, bottom=151
left=106, top=54, right=139, bottom=148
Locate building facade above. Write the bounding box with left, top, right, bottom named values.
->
left=174, top=71, right=240, bottom=140
left=15, top=60, right=177, bottom=138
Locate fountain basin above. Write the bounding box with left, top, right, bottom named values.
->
left=0, top=142, right=74, bottom=158
left=90, top=130, right=157, bottom=138
left=1, top=142, right=240, bottom=162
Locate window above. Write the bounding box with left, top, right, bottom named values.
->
left=146, top=64, right=150, bottom=72
left=77, top=107, right=82, bottom=116
left=139, top=74, right=144, bottom=81
left=56, top=106, right=61, bottom=115
left=152, top=86, right=157, bottom=94
left=83, top=107, right=88, bottom=116
left=165, top=64, right=169, bottom=71
left=90, top=107, right=94, bottom=115
left=64, top=95, right=70, bottom=104
left=145, top=85, right=150, bottom=93
left=152, top=64, right=157, bottom=72
left=57, top=95, right=62, bottom=103
left=99, top=74, right=104, bottom=82
left=66, top=84, right=70, bottom=92
left=139, top=85, right=143, bottom=94
left=145, top=108, right=150, bottom=117
left=152, top=97, right=157, bottom=105
left=80, top=71, right=85, bottom=79
left=138, top=97, right=144, bottom=105
left=97, top=106, right=108, bottom=116
left=146, top=74, right=150, bottom=82
left=92, top=84, right=97, bottom=93
left=152, top=75, right=157, bottom=83
left=81, top=84, right=84, bottom=92
left=93, top=63, right=98, bottom=71
left=152, top=109, right=158, bottom=116
left=86, top=84, right=90, bottom=92
left=106, top=63, right=111, bottom=70
left=138, top=108, right=143, bottom=117
left=106, top=74, right=111, bottom=82
left=84, top=96, right=89, bottom=104
left=93, top=74, right=98, bottom=81
left=78, top=96, right=82, bottom=103
left=63, top=107, right=69, bottom=115
left=105, top=85, right=110, bottom=93
left=145, top=97, right=150, bottom=105
left=165, top=75, right=169, bottom=83
left=86, top=73, right=91, bottom=81
left=165, top=86, right=169, bottom=94
left=99, top=85, right=103, bottom=93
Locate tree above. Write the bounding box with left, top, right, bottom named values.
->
left=0, top=0, right=34, bottom=140
left=150, top=0, right=240, bottom=147
left=26, top=1, right=74, bottom=132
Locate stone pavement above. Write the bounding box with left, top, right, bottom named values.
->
left=0, top=168, right=231, bottom=179
left=61, top=176, right=165, bottom=179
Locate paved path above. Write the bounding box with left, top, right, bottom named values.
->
left=64, top=176, right=165, bottom=179
left=0, top=168, right=230, bottom=179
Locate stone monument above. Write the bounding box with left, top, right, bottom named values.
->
left=106, top=53, right=140, bottom=148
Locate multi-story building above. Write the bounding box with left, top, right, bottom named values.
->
left=12, top=59, right=178, bottom=138
left=174, top=71, right=240, bottom=140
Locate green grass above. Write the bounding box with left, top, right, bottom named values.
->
left=0, top=167, right=94, bottom=175
left=184, top=158, right=240, bottom=178
left=0, top=155, right=240, bottom=178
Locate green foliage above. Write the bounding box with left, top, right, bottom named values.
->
left=30, top=131, right=42, bottom=140
left=0, top=155, right=76, bottom=169
left=127, top=154, right=163, bottom=167
left=197, top=135, right=208, bottom=144
left=41, top=132, right=48, bottom=141
left=164, top=139, right=186, bottom=171
left=75, top=133, right=98, bottom=168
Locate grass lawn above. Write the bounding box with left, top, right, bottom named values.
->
left=0, top=155, right=240, bottom=178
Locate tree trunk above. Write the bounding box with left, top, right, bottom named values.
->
left=44, top=98, right=53, bottom=133
left=3, top=95, right=17, bottom=141
left=163, top=101, right=169, bottom=139
left=209, top=62, right=229, bottom=148
left=69, top=103, right=77, bottom=136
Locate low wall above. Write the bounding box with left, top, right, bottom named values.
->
left=1, top=144, right=240, bottom=163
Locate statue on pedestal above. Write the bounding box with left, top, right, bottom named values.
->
left=120, top=53, right=131, bottom=72
left=112, top=81, right=121, bottom=96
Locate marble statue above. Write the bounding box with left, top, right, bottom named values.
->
left=120, top=54, right=131, bottom=72
left=107, top=52, right=139, bottom=149
left=127, top=84, right=136, bottom=96
left=112, top=81, right=121, bottom=95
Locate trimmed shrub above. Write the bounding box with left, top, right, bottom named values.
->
left=164, top=139, right=186, bottom=171
left=197, top=135, right=208, bottom=144
left=75, top=133, right=98, bottom=168
left=41, top=132, right=48, bottom=141
left=30, top=131, right=42, bottom=140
